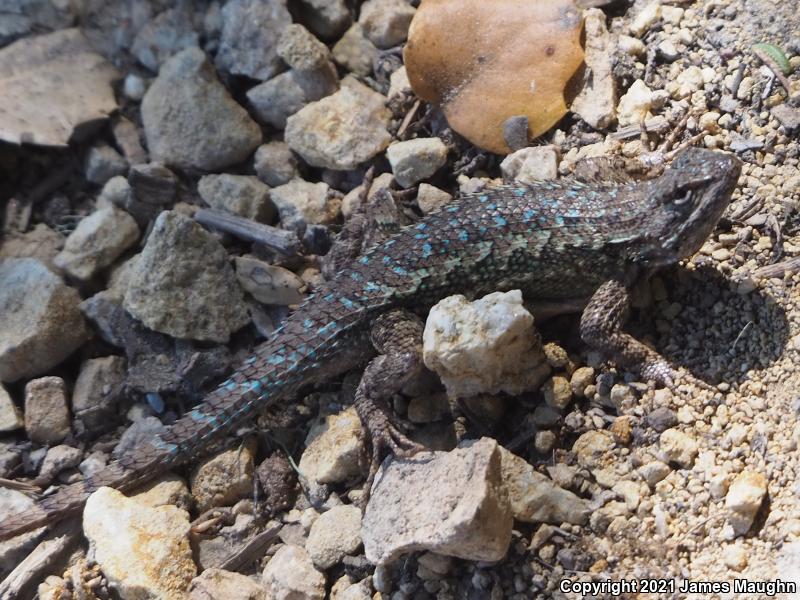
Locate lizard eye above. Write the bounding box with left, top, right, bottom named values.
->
left=673, top=188, right=693, bottom=206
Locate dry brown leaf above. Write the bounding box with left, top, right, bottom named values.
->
left=404, top=0, right=584, bottom=153
left=0, top=28, right=119, bottom=147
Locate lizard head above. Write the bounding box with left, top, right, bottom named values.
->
left=641, top=148, right=741, bottom=265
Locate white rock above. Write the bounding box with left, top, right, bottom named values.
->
left=24, top=376, right=71, bottom=444
left=388, top=65, right=411, bottom=99
left=722, top=544, right=748, bottom=571
left=617, top=79, right=655, bottom=126
left=306, top=505, right=363, bottom=569
left=298, top=406, right=366, bottom=484
left=422, top=290, right=550, bottom=398
left=83, top=487, right=196, bottom=600
left=500, top=146, right=559, bottom=183
left=659, top=428, right=698, bottom=468
left=189, top=568, right=267, bottom=600
left=362, top=438, right=513, bottom=564
left=198, top=174, right=275, bottom=222
left=570, top=9, right=616, bottom=129
left=629, top=1, right=661, bottom=37
left=261, top=545, right=325, bottom=600
left=270, top=178, right=340, bottom=233
left=386, top=137, right=448, bottom=188
left=725, top=470, right=767, bottom=535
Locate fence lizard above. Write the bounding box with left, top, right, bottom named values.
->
left=0, top=147, right=741, bottom=541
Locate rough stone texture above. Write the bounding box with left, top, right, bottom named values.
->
left=84, top=144, right=129, bottom=184
left=72, top=356, right=127, bottom=431
left=659, top=428, right=699, bottom=468
left=36, top=444, right=82, bottom=485
left=0, top=384, right=23, bottom=432
left=363, top=437, right=513, bottom=564
left=261, top=545, right=325, bottom=600
left=235, top=257, right=306, bottom=305
left=189, top=569, right=267, bottom=600
left=572, top=430, right=615, bottom=470
left=24, top=376, right=71, bottom=444
left=189, top=443, right=255, bottom=512
left=306, top=505, right=363, bottom=569
left=142, top=47, right=262, bottom=171
left=570, top=9, right=617, bottom=129
left=214, top=0, right=292, bottom=80
left=422, top=290, right=550, bottom=398
left=270, top=178, right=340, bottom=233
left=123, top=211, right=249, bottom=343
left=198, top=174, right=275, bottom=222
left=358, top=0, right=415, bottom=49
left=416, top=184, right=452, bottom=214
left=499, top=448, right=589, bottom=525
left=285, top=77, right=392, bottom=171
left=84, top=487, right=196, bottom=600
left=53, top=206, right=140, bottom=281
left=132, top=475, right=192, bottom=512
left=0, top=258, right=90, bottom=382
left=0, top=488, right=46, bottom=579
left=254, top=142, right=299, bottom=187
left=298, top=407, right=366, bottom=484
left=294, top=0, right=351, bottom=40
left=131, top=6, right=199, bottom=72
left=386, top=137, right=448, bottom=188
left=0, top=224, right=64, bottom=271
left=500, top=146, right=559, bottom=183
left=277, top=24, right=330, bottom=71
left=332, top=24, right=378, bottom=77
left=725, top=470, right=767, bottom=535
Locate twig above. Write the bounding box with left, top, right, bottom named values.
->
left=194, top=209, right=302, bottom=256
left=397, top=99, right=421, bottom=139
left=751, top=256, right=800, bottom=279
left=218, top=524, right=281, bottom=572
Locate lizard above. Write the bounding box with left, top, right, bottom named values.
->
left=0, top=147, right=741, bottom=542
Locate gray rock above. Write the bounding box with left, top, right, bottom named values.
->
left=332, top=24, right=378, bottom=77
left=126, top=162, right=178, bottom=223
left=0, top=258, right=90, bottom=382
left=270, top=178, right=340, bottom=233
left=358, top=0, right=415, bottom=49
left=112, top=117, right=148, bottom=166
left=500, top=146, right=559, bottom=183
left=247, top=64, right=339, bottom=129
left=53, top=207, right=140, bottom=281
left=306, top=505, right=362, bottom=569
left=646, top=406, right=678, bottom=432
left=294, top=0, right=351, bottom=40
left=0, top=488, right=46, bottom=579
left=85, top=144, right=129, bottom=185
left=24, top=376, right=71, bottom=444
left=189, top=568, right=268, bottom=600
left=131, top=7, right=199, bottom=72
left=277, top=24, right=331, bottom=71
left=0, top=223, right=64, bottom=271
left=215, top=0, right=292, bottom=81
left=36, top=444, right=82, bottom=485
left=254, top=142, right=299, bottom=187
left=772, top=104, right=800, bottom=131
left=142, top=47, right=262, bottom=171
left=113, top=416, right=167, bottom=460
left=261, top=545, right=325, bottom=600
left=124, top=211, right=249, bottom=342
left=198, top=174, right=275, bottom=222
left=285, top=77, right=391, bottom=171
left=123, top=73, right=147, bottom=101
left=235, top=257, right=306, bottom=305
left=386, top=137, right=448, bottom=188
left=0, top=384, right=22, bottom=432
left=363, top=438, right=512, bottom=564
left=72, top=356, right=127, bottom=431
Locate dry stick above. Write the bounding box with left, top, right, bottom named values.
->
left=194, top=208, right=302, bottom=256
left=397, top=99, right=421, bottom=139
left=219, top=524, right=281, bottom=572
left=751, top=256, right=800, bottom=279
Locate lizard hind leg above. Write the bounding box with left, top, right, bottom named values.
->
left=355, top=309, right=426, bottom=491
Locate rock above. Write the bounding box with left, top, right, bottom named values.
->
left=112, top=117, right=148, bottom=165
left=198, top=174, right=275, bottom=222
left=363, top=438, right=513, bottom=563
left=722, top=545, right=749, bottom=571
left=499, top=448, right=589, bottom=525
left=294, top=0, right=351, bottom=40
left=422, top=290, right=550, bottom=398
left=123, top=211, right=249, bottom=343
left=569, top=9, right=616, bottom=129
left=215, top=0, right=292, bottom=80
left=298, top=407, right=366, bottom=485
left=646, top=406, right=678, bottom=432
left=84, top=144, right=129, bottom=185
left=569, top=366, right=594, bottom=397
left=617, top=79, right=657, bottom=126
left=254, top=142, right=299, bottom=187
left=131, top=6, right=199, bottom=72
left=84, top=487, right=196, bottom=600
left=659, top=428, right=698, bottom=468
left=72, top=356, right=127, bottom=431
left=24, top=376, right=71, bottom=444
left=386, top=137, right=448, bottom=187
left=261, top=545, right=325, bottom=600
left=53, top=207, right=140, bottom=281
left=0, top=224, right=64, bottom=271
left=572, top=430, right=615, bottom=470
left=190, top=444, right=255, bottom=512
left=189, top=569, right=267, bottom=600
left=388, top=66, right=412, bottom=99
left=0, top=258, right=90, bottom=382
left=124, top=163, right=179, bottom=224
left=772, top=104, right=800, bottom=132
left=542, top=376, right=572, bottom=411
left=0, top=384, right=22, bottom=432
left=725, top=470, right=767, bottom=535
left=132, top=474, right=192, bottom=511
left=235, top=257, right=306, bottom=305
left=416, top=183, right=452, bottom=214
left=247, top=63, right=339, bottom=129
left=123, top=73, right=147, bottom=101
left=285, top=77, right=392, bottom=171
left=629, top=1, right=661, bottom=36
left=358, top=0, right=415, bottom=49
left=332, top=24, right=378, bottom=77
left=195, top=513, right=261, bottom=571
left=277, top=24, right=331, bottom=71
left=35, top=444, right=82, bottom=485
left=500, top=146, right=559, bottom=183
left=306, top=505, right=362, bottom=569
left=142, top=47, right=262, bottom=171
left=113, top=416, right=168, bottom=460
left=0, top=488, right=46, bottom=578
left=330, top=577, right=372, bottom=600
left=270, top=178, right=340, bottom=233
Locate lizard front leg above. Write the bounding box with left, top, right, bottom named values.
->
left=580, top=278, right=677, bottom=387
left=355, top=309, right=426, bottom=486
